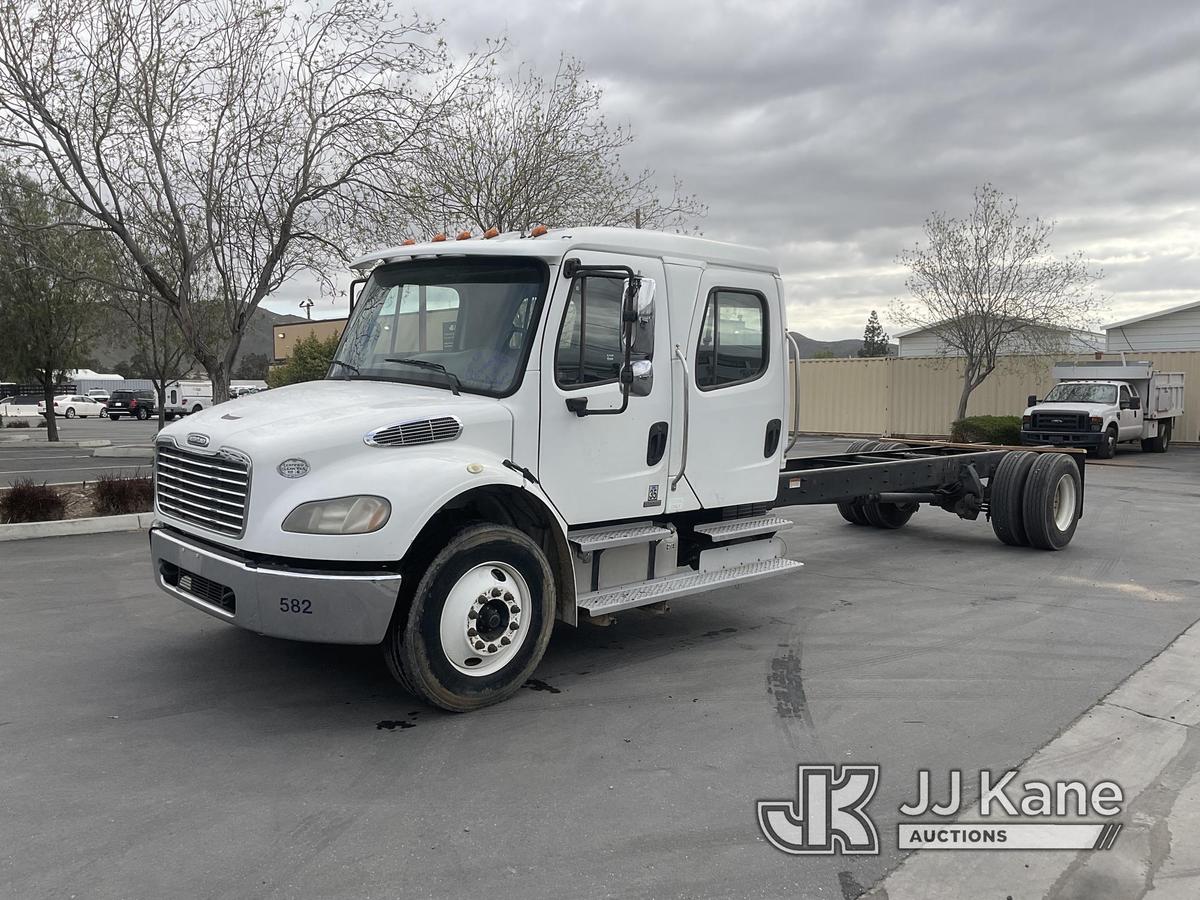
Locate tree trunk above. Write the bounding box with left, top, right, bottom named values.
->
left=204, top=359, right=231, bottom=405
left=955, top=372, right=973, bottom=423
left=41, top=372, right=59, bottom=442
left=154, top=381, right=167, bottom=431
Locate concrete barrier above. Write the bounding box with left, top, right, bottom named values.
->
left=0, top=511, right=155, bottom=542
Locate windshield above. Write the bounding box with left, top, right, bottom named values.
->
left=332, top=257, right=547, bottom=397
left=1043, top=383, right=1118, bottom=404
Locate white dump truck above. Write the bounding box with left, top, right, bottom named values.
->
left=1021, top=360, right=1185, bottom=458
left=150, top=227, right=1088, bottom=710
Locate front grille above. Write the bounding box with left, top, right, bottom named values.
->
left=155, top=442, right=250, bottom=536
left=1031, top=411, right=1086, bottom=431
left=365, top=416, right=462, bottom=447
left=160, top=561, right=236, bottom=614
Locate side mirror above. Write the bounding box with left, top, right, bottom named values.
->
left=628, top=359, right=653, bottom=397
left=627, top=276, right=655, bottom=358
left=1027, top=394, right=1038, bottom=407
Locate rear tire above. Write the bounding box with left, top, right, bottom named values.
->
left=65, top=408, right=76, bottom=419
left=863, top=500, right=918, bottom=529
left=1021, top=454, right=1082, bottom=550
left=990, top=450, right=1038, bottom=546
left=109, top=414, right=119, bottom=421
left=383, top=523, right=556, bottom=712
left=837, top=440, right=879, bottom=525
left=1141, top=419, right=1171, bottom=453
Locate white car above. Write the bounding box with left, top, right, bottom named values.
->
left=37, top=394, right=107, bottom=418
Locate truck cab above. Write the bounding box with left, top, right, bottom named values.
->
left=149, top=228, right=801, bottom=710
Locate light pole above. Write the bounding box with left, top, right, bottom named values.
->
left=299, top=298, right=314, bottom=320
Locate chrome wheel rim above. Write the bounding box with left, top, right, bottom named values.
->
left=439, top=562, right=530, bottom=677
left=1052, top=473, right=1077, bottom=531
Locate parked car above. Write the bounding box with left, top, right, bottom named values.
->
left=37, top=394, right=107, bottom=418
left=86, top=388, right=111, bottom=404
left=107, top=389, right=157, bottom=420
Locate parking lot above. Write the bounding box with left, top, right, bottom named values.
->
left=0, top=418, right=157, bottom=486
left=1, top=443, right=1197, bottom=898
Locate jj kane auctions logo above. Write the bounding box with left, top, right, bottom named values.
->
left=758, top=765, right=1124, bottom=854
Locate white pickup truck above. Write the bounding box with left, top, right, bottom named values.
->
left=1021, top=361, right=1185, bottom=458
left=149, top=227, right=1088, bottom=711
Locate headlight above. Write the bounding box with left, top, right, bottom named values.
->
left=282, top=495, right=390, bottom=534
left=1022, top=415, right=1031, bottom=428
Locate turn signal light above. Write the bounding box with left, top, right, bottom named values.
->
left=483, top=227, right=499, bottom=239
left=456, top=231, right=471, bottom=241
left=431, top=233, right=447, bottom=242
left=530, top=224, right=548, bottom=237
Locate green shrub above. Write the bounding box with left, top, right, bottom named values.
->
left=951, top=415, right=1022, bottom=445
left=1, top=479, right=65, bottom=523
left=93, top=473, right=154, bottom=515
left=4, top=419, right=30, bottom=428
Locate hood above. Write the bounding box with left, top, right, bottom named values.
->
left=158, top=379, right=514, bottom=459
left=1028, top=401, right=1114, bottom=417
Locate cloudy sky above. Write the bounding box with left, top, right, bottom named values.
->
left=266, top=0, right=1200, bottom=341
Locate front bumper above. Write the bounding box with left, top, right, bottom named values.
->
left=150, top=527, right=402, bottom=644
left=1020, top=430, right=1103, bottom=448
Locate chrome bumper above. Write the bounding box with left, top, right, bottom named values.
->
left=150, top=527, right=402, bottom=644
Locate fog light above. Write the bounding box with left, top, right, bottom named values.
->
left=282, top=496, right=390, bottom=534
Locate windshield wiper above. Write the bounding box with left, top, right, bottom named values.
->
left=329, top=359, right=360, bottom=379
left=385, top=358, right=461, bottom=395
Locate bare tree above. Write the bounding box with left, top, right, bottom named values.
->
left=0, top=0, right=484, bottom=402
left=893, top=184, right=1105, bottom=422
left=406, top=57, right=705, bottom=236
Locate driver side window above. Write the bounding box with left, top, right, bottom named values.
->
left=555, top=277, right=624, bottom=388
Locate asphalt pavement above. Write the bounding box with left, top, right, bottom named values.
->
left=0, top=418, right=158, bottom=486
left=1, top=446, right=1198, bottom=898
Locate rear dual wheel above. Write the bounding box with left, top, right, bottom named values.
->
left=836, top=440, right=918, bottom=529
left=383, top=524, right=556, bottom=712
left=990, top=451, right=1081, bottom=550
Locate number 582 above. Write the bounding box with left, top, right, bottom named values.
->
left=279, top=597, right=313, bottom=614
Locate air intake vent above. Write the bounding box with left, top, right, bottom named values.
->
left=365, top=416, right=462, bottom=447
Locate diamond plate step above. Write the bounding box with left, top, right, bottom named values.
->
left=693, top=515, right=793, bottom=541
left=578, top=557, right=804, bottom=616
left=568, top=521, right=673, bottom=552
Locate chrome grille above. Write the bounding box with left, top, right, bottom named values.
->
left=1031, top=411, right=1086, bottom=431
left=364, top=416, right=462, bottom=447
left=155, top=442, right=250, bottom=536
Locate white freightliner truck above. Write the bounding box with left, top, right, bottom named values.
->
left=150, top=227, right=1088, bottom=711
left=1021, top=361, right=1185, bottom=458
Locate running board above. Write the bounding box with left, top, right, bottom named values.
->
left=694, top=515, right=793, bottom=541
left=577, top=557, right=804, bottom=616
left=568, top=521, right=673, bottom=553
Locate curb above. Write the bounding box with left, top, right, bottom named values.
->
left=92, top=446, right=154, bottom=459
left=0, top=434, right=31, bottom=443
left=0, top=511, right=155, bottom=542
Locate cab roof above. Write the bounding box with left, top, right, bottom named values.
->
left=350, top=226, right=779, bottom=274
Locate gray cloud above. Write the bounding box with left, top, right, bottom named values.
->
left=266, top=0, right=1200, bottom=339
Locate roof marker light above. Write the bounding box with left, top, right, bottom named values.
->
left=530, top=224, right=548, bottom=237
left=431, top=233, right=447, bottom=243
left=401, top=238, right=416, bottom=246
left=483, top=227, right=499, bottom=239
left=456, top=230, right=472, bottom=241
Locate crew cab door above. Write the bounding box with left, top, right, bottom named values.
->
left=676, top=269, right=786, bottom=508
left=1118, top=384, right=1140, bottom=439
left=537, top=251, right=671, bottom=525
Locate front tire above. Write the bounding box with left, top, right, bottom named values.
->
left=384, top=524, right=556, bottom=712
left=65, top=407, right=76, bottom=419
left=1092, top=426, right=1117, bottom=459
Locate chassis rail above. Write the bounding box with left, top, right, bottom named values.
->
left=776, top=442, right=1086, bottom=514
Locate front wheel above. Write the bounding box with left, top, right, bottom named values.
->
left=1091, top=426, right=1117, bottom=459
left=65, top=407, right=76, bottom=419
left=383, top=524, right=556, bottom=712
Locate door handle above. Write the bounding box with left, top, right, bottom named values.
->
left=647, top=421, right=668, bottom=466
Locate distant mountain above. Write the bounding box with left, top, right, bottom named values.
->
left=89, top=306, right=308, bottom=376
left=788, top=331, right=897, bottom=359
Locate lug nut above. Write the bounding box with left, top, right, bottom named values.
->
left=468, top=609, right=477, bottom=619
left=474, top=640, right=485, bottom=650
left=491, top=587, right=502, bottom=597
left=509, top=605, right=519, bottom=615
left=467, top=628, right=477, bottom=637
left=500, top=636, right=510, bottom=646
left=508, top=622, right=518, bottom=631
left=504, top=592, right=513, bottom=602
left=487, top=644, right=497, bottom=653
